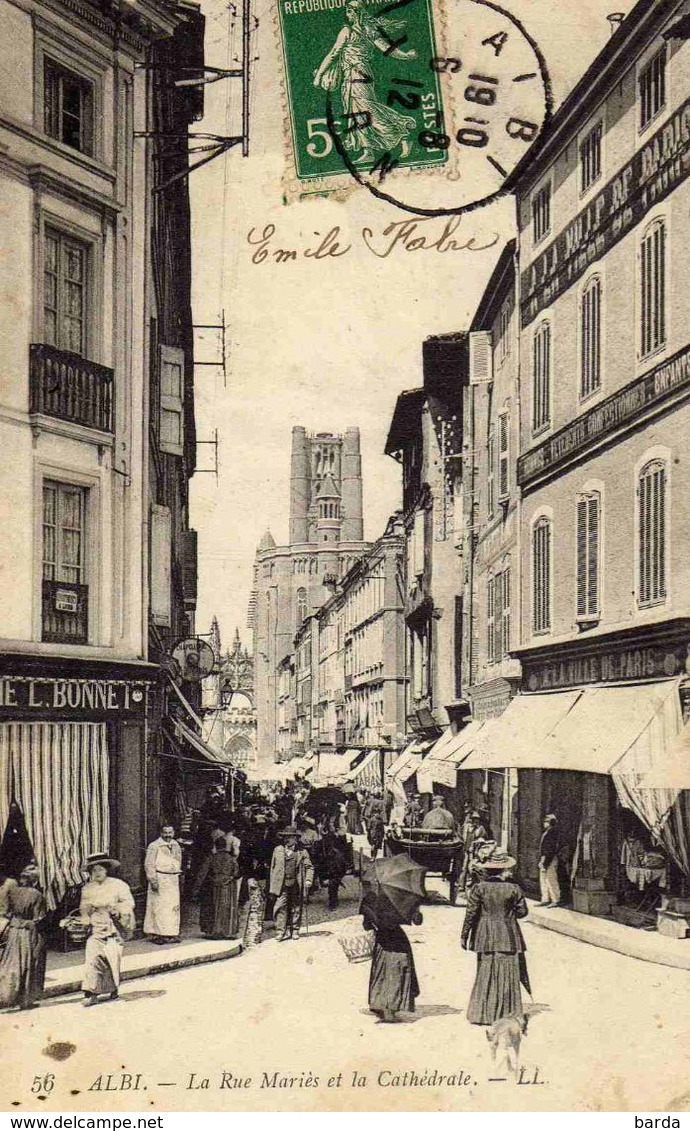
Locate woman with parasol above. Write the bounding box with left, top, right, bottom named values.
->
left=460, top=848, right=530, bottom=1026
left=359, top=856, right=425, bottom=1022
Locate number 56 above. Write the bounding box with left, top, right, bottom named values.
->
left=306, top=119, right=335, bottom=158
left=32, top=1074, right=55, bottom=1094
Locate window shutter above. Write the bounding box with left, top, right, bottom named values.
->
left=494, top=569, right=503, bottom=660
left=533, top=324, right=551, bottom=431
left=487, top=430, right=495, bottom=517
left=159, top=344, right=185, bottom=456
left=533, top=519, right=551, bottom=633
left=469, top=331, right=493, bottom=385
left=413, top=509, right=425, bottom=577
left=487, top=576, right=495, bottom=663
left=576, top=499, right=588, bottom=617
left=150, top=505, right=172, bottom=627
left=638, top=461, right=666, bottom=605
left=586, top=495, right=599, bottom=615
left=498, top=412, right=510, bottom=500
left=502, top=568, right=511, bottom=655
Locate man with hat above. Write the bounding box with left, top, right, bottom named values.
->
left=458, top=809, right=489, bottom=894
left=539, top=814, right=561, bottom=907
left=269, top=827, right=314, bottom=941
left=422, top=795, right=456, bottom=832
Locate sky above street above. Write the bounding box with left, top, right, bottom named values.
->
left=189, top=0, right=618, bottom=649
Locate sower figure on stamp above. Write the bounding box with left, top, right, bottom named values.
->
left=143, top=823, right=183, bottom=945
left=269, top=827, right=314, bottom=941
left=313, top=0, right=418, bottom=165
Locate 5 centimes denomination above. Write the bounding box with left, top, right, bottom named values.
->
left=276, top=0, right=447, bottom=190
left=325, top=0, right=552, bottom=215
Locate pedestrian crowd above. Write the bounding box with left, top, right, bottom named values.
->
left=0, top=778, right=563, bottom=1048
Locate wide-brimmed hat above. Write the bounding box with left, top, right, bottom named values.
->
left=279, top=826, right=299, bottom=839
left=475, top=850, right=516, bottom=873
left=83, top=852, right=121, bottom=873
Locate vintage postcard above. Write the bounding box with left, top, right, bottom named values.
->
left=2, top=0, right=690, bottom=1116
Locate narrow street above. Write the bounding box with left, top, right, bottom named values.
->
left=2, top=877, right=690, bottom=1114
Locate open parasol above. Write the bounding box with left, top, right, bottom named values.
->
left=361, top=855, right=428, bottom=924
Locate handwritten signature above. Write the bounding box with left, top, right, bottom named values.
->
left=246, top=217, right=500, bottom=264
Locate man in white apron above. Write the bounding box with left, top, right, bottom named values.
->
left=143, top=824, right=183, bottom=943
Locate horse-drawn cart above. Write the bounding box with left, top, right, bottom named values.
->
left=384, top=826, right=464, bottom=904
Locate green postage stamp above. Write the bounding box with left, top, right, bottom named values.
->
left=277, top=0, right=447, bottom=186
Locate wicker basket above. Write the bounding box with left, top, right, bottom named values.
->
left=338, top=929, right=375, bottom=963
left=60, top=914, right=89, bottom=944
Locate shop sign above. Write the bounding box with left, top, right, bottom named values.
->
left=518, top=344, right=690, bottom=488
left=521, top=96, right=690, bottom=328
left=471, top=681, right=514, bottom=721
left=524, top=643, right=685, bottom=692
left=0, top=677, right=148, bottom=718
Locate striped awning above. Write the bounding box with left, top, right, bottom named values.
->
left=0, top=721, right=109, bottom=910
left=346, top=749, right=381, bottom=790
left=174, top=718, right=228, bottom=764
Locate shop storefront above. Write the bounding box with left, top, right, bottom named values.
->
left=460, top=624, right=690, bottom=927
left=0, top=653, right=156, bottom=922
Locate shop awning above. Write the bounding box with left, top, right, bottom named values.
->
left=460, top=690, right=582, bottom=771
left=315, top=749, right=361, bottom=783
left=417, top=720, right=498, bottom=792
left=642, top=718, right=690, bottom=788
left=386, top=738, right=434, bottom=784
left=346, top=749, right=381, bottom=790
left=459, top=681, right=683, bottom=779
left=174, top=718, right=229, bottom=764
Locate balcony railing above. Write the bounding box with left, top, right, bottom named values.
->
left=30, top=344, right=114, bottom=433
left=42, top=580, right=89, bottom=644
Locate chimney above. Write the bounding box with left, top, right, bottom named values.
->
left=607, top=12, right=625, bottom=35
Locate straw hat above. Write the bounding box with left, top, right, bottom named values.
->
left=474, top=849, right=517, bottom=873
left=83, top=852, right=121, bottom=873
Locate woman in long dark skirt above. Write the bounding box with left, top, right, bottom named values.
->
left=193, top=836, right=239, bottom=939
left=361, top=892, right=420, bottom=1022
left=0, top=864, right=47, bottom=1011
left=460, top=852, right=528, bottom=1025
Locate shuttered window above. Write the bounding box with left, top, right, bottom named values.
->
left=576, top=493, right=600, bottom=620
left=580, top=121, right=602, bottom=192
left=533, top=322, right=551, bottom=432
left=581, top=277, right=601, bottom=399
left=640, top=220, right=666, bottom=358
left=498, top=412, right=510, bottom=500
left=639, top=47, right=666, bottom=130
left=501, top=568, right=511, bottom=656
left=488, top=567, right=511, bottom=663
left=487, top=430, right=495, bottom=518
left=532, top=518, right=552, bottom=634
left=532, top=183, right=551, bottom=243
left=638, top=461, right=667, bottom=606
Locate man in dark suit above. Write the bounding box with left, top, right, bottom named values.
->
left=538, top=813, right=561, bottom=907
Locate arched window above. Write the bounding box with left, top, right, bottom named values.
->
left=638, top=460, right=667, bottom=606
left=296, top=587, right=307, bottom=627
left=640, top=219, right=666, bottom=357
left=532, top=516, right=552, bottom=634
left=576, top=492, right=600, bottom=620
left=580, top=276, right=601, bottom=399
left=532, top=321, right=551, bottom=432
